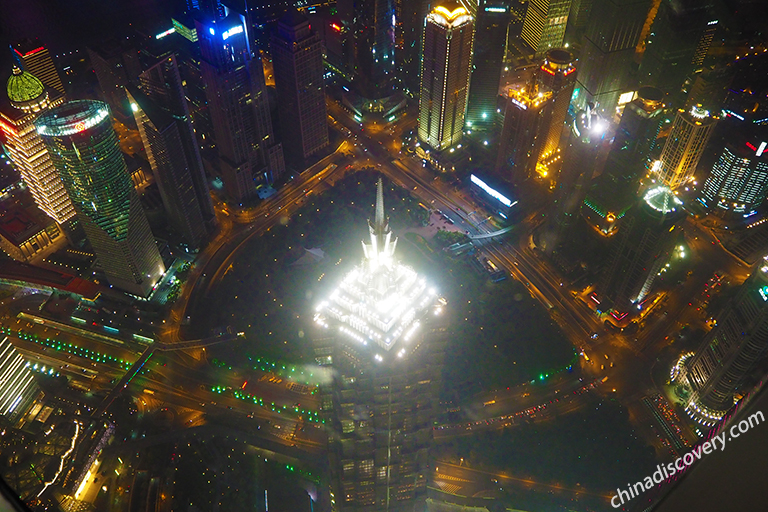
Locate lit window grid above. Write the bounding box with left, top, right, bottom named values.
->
left=0, top=100, right=75, bottom=225
left=418, top=10, right=473, bottom=151
left=521, top=0, right=569, bottom=56
left=41, top=112, right=133, bottom=241
left=680, top=271, right=768, bottom=424
left=658, top=110, right=715, bottom=189
left=0, top=337, right=38, bottom=419
left=703, top=147, right=768, bottom=211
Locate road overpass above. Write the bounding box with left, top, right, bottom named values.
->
left=467, top=225, right=514, bottom=240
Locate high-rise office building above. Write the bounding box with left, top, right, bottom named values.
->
left=573, top=0, right=651, bottom=117
left=338, top=0, right=396, bottom=100
left=313, top=179, right=446, bottom=512
left=564, top=0, right=594, bottom=44
left=197, top=12, right=285, bottom=202
left=87, top=38, right=143, bottom=118
left=521, top=0, right=571, bottom=57
left=537, top=48, right=577, bottom=165
left=677, top=260, right=768, bottom=425
left=656, top=105, right=717, bottom=190
left=551, top=106, right=605, bottom=236
left=638, top=0, right=715, bottom=97
left=495, top=78, right=553, bottom=180
left=692, top=19, right=718, bottom=69
left=135, top=55, right=216, bottom=236
left=700, top=128, right=768, bottom=215
left=0, top=336, right=41, bottom=423
left=271, top=10, right=329, bottom=163
left=684, top=64, right=733, bottom=114
left=598, top=186, right=684, bottom=318
left=582, top=86, right=664, bottom=236
left=610, top=86, right=665, bottom=165
left=395, top=0, right=430, bottom=95
left=465, top=0, right=511, bottom=129
left=127, top=89, right=207, bottom=250
left=12, top=39, right=65, bottom=95
left=36, top=100, right=165, bottom=297
left=418, top=2, right=474, bottom=151
left=1, top=66, right=75, bottom=231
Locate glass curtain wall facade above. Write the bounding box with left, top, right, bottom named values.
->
left=36, top=100, right=165, bottom=297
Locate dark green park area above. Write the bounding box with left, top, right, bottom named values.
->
left=193, top=169, right=574, bottom=397
left=188, top=170, right=655, bottom=506
left=442, top=400, right=657, bottom=500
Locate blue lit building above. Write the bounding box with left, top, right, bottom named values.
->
left=196, top=11, right=285, bottom=203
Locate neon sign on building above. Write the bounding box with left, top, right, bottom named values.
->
left=471, top=174, right=513, bottom=207
left=222, top=25, right=244, bottom=40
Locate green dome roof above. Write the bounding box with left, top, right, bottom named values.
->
left=7, top=65, right=46, bottom=107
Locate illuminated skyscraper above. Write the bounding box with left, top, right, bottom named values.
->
left=495, top=78, right=553, bottom=180
left=418, top=2, right=474, bottom=151
left=700, top=129, right=768, bottom=215
left=573, top=0, right=651, bottom=116
left=197, top=12, right=285, bottom=202
left=313, top=179, right=445, bottom=512
left=12, top=39, right=65, bottom=95
left=598, top=186, right=684, bottom=319
left=465, top=0, right=511, bottom=129
left=677, top=260, right=768, bottom=425
left=656, top=105, right=717, bottom=190
left=521, top=0, right=571, bottom=57
left=271, top=10, right=329, bottom=162
left=36, top=100, right=166, bottom=297
left=1, top=66, right=75, bottom=231
left=339, top=0, right=396, bottom=100
left=537, top=48, right=577, bottom=165
left=0, top=336, right=41, bottom=423
left=692, top=19, right=718, bottom=68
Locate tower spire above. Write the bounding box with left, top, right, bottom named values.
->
left=375, top=177, right=385, bottom=229
left=363, top=177, right=397, bottom=268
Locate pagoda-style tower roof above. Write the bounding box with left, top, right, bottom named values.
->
left=315, top=178, right=442, bottom=361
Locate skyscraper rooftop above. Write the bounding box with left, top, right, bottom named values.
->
left=314, top=179, right=443, bottom=361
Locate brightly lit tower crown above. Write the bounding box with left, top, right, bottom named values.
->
left=315, top=179, right=443, bottom=361
left=362, top=178, right=398, bottom=273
